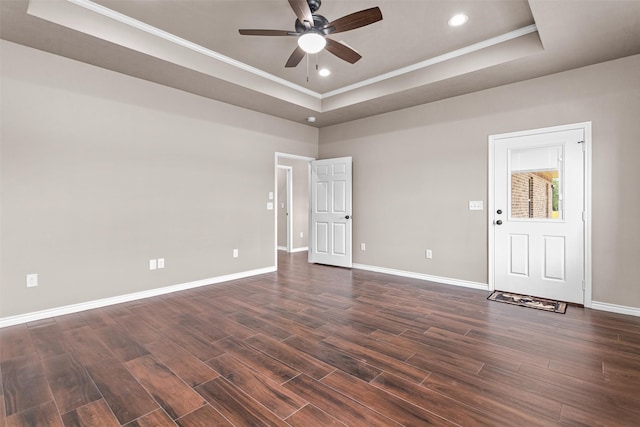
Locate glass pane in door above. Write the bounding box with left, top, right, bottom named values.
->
left=510, top=145, right=563, bottom=220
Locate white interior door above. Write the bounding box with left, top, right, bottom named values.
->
left=309, top=157, right=352, bottom=267
left=492, top=127, right=586, bottom=304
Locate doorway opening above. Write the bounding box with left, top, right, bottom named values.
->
left=274, top=153, right=314, bottom=267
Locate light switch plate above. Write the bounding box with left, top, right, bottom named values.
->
left=268, top=192, right=274, bottom=200
left=267, top=202, right=274, bottom=210
left=149, top=259, right=157, bottom=270
left=157, top=258, right=165, bottom=269
left=469, top=201, right=484, bottom=211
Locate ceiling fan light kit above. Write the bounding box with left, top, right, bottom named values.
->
left=298, top=32, right=326, bottom=53
left=238, top=0, right=383, bottom=68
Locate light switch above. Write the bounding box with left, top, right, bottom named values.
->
left=267, top=202, right=274, bottom=210
left=268, top=192, right=274, bottom=200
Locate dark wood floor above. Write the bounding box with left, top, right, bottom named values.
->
left=2, top=252, right=640, bottom=426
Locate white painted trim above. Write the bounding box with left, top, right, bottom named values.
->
left=323, top=24, right=538, bottom=99
left=583, top=122, right=593, bottom=308
left=591, top=301, right=640, bottom=317
left=353, top=264, right=489, bottom=291
left=0, top=266, right=275, bottom=328
left=64, top=0, right=320, bottom=98
left=275, top=153, right=316, bottom=162
left=57, top=1, right=536, bottom=102
left=488, top=122, right=593, bottom=307
left=290, top=247, right=309, bottom=253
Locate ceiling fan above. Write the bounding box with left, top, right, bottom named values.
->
left=238, top=0, right=383, bottom=68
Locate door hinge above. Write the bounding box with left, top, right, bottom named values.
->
left=578, top=140, right=585, bottom=151
left=582, top=211, right=586, bottom=222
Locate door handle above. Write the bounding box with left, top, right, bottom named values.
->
left=345, top=215, right=351, bottom=220
left=495, top=220, right=503, bottom=225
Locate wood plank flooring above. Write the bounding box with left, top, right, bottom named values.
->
left=2, top=252, right=640, bottom=426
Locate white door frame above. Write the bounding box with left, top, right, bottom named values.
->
left=488, top=122, right=592, bottom=307
left=274, top=153, right=315, bottom=267
left=277, top=165, right=293, bottom=252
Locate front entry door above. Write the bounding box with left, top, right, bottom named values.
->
left=309, top=157, right=352, bottom=268
left=492, top=126, right=586, bottom=304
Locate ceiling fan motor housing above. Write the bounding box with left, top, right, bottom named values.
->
left=295, top=14, right=330, bottom=35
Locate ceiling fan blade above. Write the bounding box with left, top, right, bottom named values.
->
left=324, top=7, right=383, bottom=34
left=288, top=0, right=313, bottom=28
left=325, top=38, right=362, bottom=64
left=285, top=46, right=306, bottom=68
left=239, top=29, right=297, bottom=36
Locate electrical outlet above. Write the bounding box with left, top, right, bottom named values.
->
left=149, top=259, right=157, bottom=270
left=300, top=232, right=304, bottom=238
left=26, top=273, right=38, bottom=287
left=157, top=258, right=165, bottom=269
left=267, top=202, right=274, bottom=210
left=360, top=243, right=366, bottom=251
left=425, top=250, right=433, bottom=259
left=233, top=249, right=239, bottom=258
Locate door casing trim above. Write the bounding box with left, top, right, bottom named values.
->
left=488, top=122, right=592, bottom=307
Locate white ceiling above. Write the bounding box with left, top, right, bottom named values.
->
left=2, top=0, right=640, bottom=127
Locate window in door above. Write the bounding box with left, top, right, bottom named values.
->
left=510, top=145, right=563, bottom=220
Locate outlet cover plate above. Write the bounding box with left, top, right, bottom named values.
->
left=157, top=258, right=165, bottom=269
left=26, top=273, right=38, bottom=287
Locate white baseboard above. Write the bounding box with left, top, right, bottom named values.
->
left=277, top=247, right=308, bottom=253
left=352, top=263, right=489, bottom=291
left=0, top=266, right=276, bottom=328
left=591, top=301, right=640, bottom=317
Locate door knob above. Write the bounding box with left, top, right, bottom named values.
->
left=496, top=220, right=503, bottom=225
left=345, top=215, right=351, bottom=219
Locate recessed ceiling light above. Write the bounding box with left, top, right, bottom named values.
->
left=448, top=13, right=469, bottom=27
left=318, top=68, right=331, bottom=77
left=307, top=116, right=317, bottom=123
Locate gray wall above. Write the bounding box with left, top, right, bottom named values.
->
left=0, top=41, right=318, bottom=318
left=319, top=54, right=640, bottom=309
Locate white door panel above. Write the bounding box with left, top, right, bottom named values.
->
left=309, top=157, right=352, bottom=267
left=493, top=128, right=585, bottom=303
